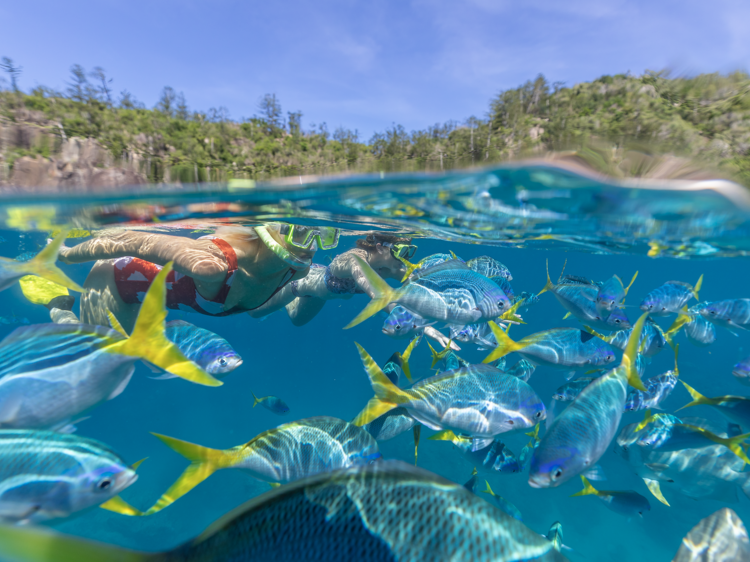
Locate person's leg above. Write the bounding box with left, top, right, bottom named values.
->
left=80, top=260, right=140, bottom=333
left=285, top=296, right=327, bottom=326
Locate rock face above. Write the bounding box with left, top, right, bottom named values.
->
left=6, top=137, right=146, bottom=191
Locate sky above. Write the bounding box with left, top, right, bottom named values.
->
left=1, top=0, right=748, bottom=140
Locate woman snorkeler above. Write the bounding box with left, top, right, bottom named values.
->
left=54, top=223, right=338, bottom=332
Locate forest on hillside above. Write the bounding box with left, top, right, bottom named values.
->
left=1, top=58, right=749, bottom=186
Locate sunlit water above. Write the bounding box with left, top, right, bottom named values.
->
left=0, top=163, right=749, bottom=561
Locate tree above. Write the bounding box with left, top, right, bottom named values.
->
left=156, top=86, right=176, bottom=116
left=0, top=57, right=22, bottom=92
left=288, top=110, right=303, bottom=136
left=176, top=92, right=189, bottom=120
left=66, top=64, right=93, bottom=102
left=118, top=89, right=142, bottom=109
left=89, top=66, right=113, bottom=104
left=258, top=93, right=283, bottom=131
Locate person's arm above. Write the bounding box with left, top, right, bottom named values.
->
left=285, top=296, right=327, bottom=326
left=59, top=231, right=228, bottom=283
left=423, top=327, right=461, bottom=351
left=328, top=251, right=382, bottom=299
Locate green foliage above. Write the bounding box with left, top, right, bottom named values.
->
left=1, top=64, right=749, bottom=184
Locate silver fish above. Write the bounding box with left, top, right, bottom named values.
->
left=672, top=508, right=750, bottom=561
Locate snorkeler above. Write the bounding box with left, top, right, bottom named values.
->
left=250, top=232, right=413, bottom=326
left=53, top=223, right=338, bottom=333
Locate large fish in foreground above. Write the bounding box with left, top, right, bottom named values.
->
left=0, top=264, right=219, bottom=431
left=0, top=430, right=139, bottom=524
left=346, top=257, right=511, bottom=329
left=528, top=313, right=649, bottom=489
left=353, top=344, right=545, bottom=444
left=143, top=416, right=380, bottom=515
left=672, top=508, right=750, bottom=561
left=0, top=461, right=568, bottom=562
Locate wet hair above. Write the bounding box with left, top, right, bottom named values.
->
left=355, top=232, right=413, bottom=251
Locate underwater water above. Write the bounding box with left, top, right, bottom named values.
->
left=0, top=163, right=748, bottom=561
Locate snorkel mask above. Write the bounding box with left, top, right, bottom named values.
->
left=256, top=224, right=320, bottom=269
left=383, top=242, right=417, bottom=261
left=277, top=223, right=340, bottom=251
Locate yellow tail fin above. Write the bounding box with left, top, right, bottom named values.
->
left=427, top=339, right=452, bottom=369
left=0, top=524, right=151, bottom=562
left=635, top=409, right=656, bottom=432
left=106, top=310, right=129, bottom=338
left=672, top=344, right=680, bottom=377
left=400, top=336, right=420, bottom=382
left=677, top=381, right=718, bottom=411
left=562, top=312, right=571, bottom=320
left=398, top=257, right=420, bottom=283
left=7, top=230, right=84, bottom=293
left=583, top=325, right=613, bottom=343
left=103, top=262, right=221, bottom=387
left=482, top=321, right=525, bottom=364
left=99, top=495, right=143, bottom=516
left=18, top=275, right=69, bottom=305
left=251, top=391, right=261, bottom=408
left=570, top=475, right=599, bottom=497
left=345, top=256, right=400, bottom=329
left=620, top=312, right=649, bottom=391
left=679, top=424, right=750, bottom=465
left=538, top=259, right=555, bottom=295
left=428, top=429, right=465, bottom=446
left=145, top=433, right=233, bottom=515
left=413, top=424, right=421, bottom=466
left=482, top=480, right=496, bottom=497
left=623, top=271, right=639, bottom=298
left=352, top=343, right=410, bottom=426
left=694, top=274, right=704, bottom=300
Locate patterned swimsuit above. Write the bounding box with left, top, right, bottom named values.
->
left=113, top=237, right=296, bottom=316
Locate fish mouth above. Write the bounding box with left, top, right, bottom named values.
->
left=527, top=474, right=545, bottom=489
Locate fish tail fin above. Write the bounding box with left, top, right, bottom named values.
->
left=570, top=475, right=599, bottom=497
left=103, top=262, right=221, bottom=387
left=583, top=325, right=612, bottom=343
left=635, top=409, right=656, bottom=432
left=352, top=343, right=409, bottom=425
left=106, top=311, right=129, bottom=338
left=694, top=274, right=704, bottom=300
left=500, top=299, right=525, bottom=324
left=17, top=230, right=85, bottom=293
left=673, top=344, right=680, bottom=377
left=562, top=312, right=571, bottom=320
left=538, top=259, right=554, bottom=295
left=413, top=425, right=421, bottom=466
left=251, top=390, right=260, bottom=408
left=427, top=341, right=440, bottom=369
left=399, top=335, right=420, bottom=382
left=620, top=312, right=648, bottom=391
left=428, top=429, right=459, bottom=443
left=0, top=524, right=157, bottom=562
left=345, top=256, right=399, bottom=329
left=146, top=433, right=231, bottom=514
left=483, top=321, right=525, bottom=364
left=703, top=430, right=750, bottom=465
left=398, top=257, right=420, bottom=283
left=623, top=271, right=639, bottom=297
left=99, top=495, right=144, bottom=516
left=481, top=480, right=496, bottom=497
left=677, top=381, right=716, bottom=411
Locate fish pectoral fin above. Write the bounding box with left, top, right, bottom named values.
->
left=582, top=464, right=606, bottom=481
left=643, top=478, right=670, bottom=506
left=470, top=437, right=494, bottom=452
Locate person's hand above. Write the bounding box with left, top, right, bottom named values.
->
left=424, top=327, right=461, bottom=351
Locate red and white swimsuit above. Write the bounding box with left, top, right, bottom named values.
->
left=113, top=237, right=295, bottom=316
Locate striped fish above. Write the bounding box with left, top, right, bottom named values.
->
left=0, top=430, right=137, bottom=524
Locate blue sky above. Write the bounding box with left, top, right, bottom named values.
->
left=1, top=0, right=748, bottom=139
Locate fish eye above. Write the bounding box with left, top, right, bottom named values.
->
left=96, top=477, right=113, bottom=491
left=551, top=467, right=564, bottom=481
left=709, top=310, right=716, bottom=315
left=219, top=358, right=227, bottom=366
left=535, top=411, right=542, bottom=418
left=614, top=319, right=621, bottom=324
left=507, top=420, right=514, bottom=425
left=648, top=305, right=653, bottom=310
left=661, top=307, right=666, bottom=311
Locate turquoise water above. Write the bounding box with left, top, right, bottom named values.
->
left=0, top=163, right=748, bottom=560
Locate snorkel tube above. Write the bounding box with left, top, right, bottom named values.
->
left=256, top=224, right=313, bottom=269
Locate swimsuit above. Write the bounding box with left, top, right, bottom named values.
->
left=289, top=264, right=363, bottom=297
left=113, top=237, right=296, bottom=316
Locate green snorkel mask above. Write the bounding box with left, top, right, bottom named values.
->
left=277, top=223, right=340, bottom=251
left=255, top=224, right=314, bottom=269
left=383, top=242, right=417, bottom=261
